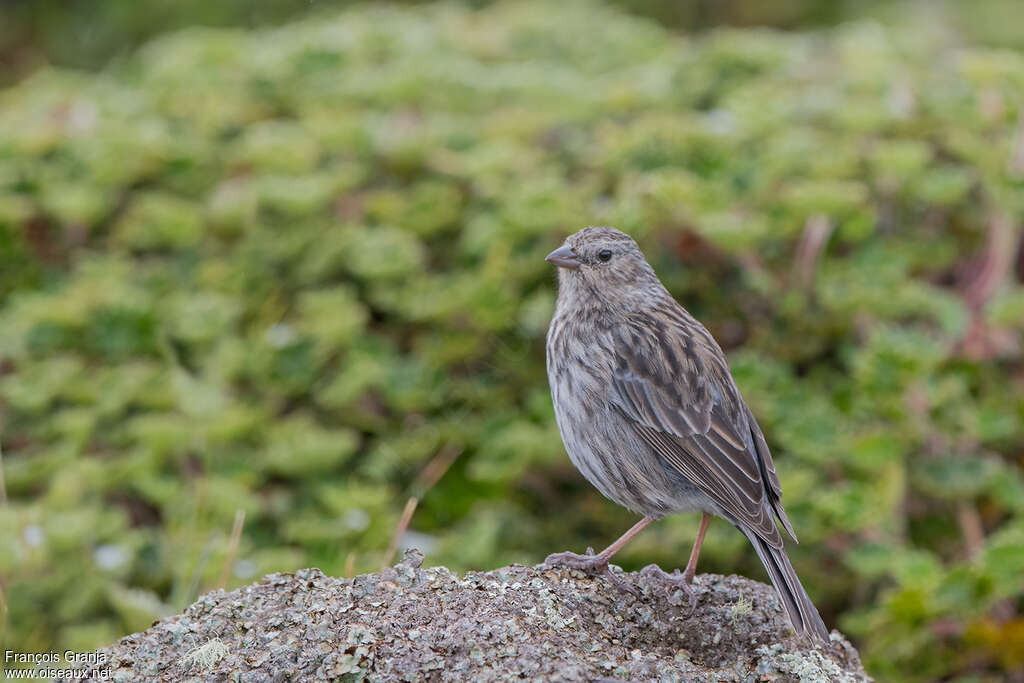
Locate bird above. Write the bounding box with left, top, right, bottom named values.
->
left=543, top=226, right=829, bottom=641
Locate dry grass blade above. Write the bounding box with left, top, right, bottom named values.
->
left=413, top=443, right=463, bottom=496
left=381, top=444, right=464, bottom=568
left=793, top=214, right=833, bottom=289
left=959, top=212, right=1021, bottom=359
left=957, top=502, right=984, bottom=559
left=382, top=497, right=418, bottom=569
left=0, top=435, right=7, bottom=506
left=218, top=509, right=246, bottom=590
left=344, top=552, right=356, bottom=578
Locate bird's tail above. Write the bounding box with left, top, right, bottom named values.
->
left=742, top=527, right=830, bottom=641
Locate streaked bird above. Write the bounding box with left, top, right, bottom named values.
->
left=544, top=226, right=829, bottom=641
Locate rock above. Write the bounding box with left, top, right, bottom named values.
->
left=64, top=553, right=870, bottom=682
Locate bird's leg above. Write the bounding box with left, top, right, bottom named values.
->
left=546, top=516, right=654, bottom=568
left=545, top=516, right=654, bottom=595
left=639, top=512, right=711, bottom=612
left=682, top=511, right=711, bottom=584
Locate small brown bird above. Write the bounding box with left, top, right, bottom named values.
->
left=544, top=226, right=829, bottom=641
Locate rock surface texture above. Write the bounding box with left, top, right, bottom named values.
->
left=66, top=550, right=870, bottom=682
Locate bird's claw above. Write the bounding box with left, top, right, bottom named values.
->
left=640, top=564, right=698, bottom=612
left=544, top=551, right=639, bottom=596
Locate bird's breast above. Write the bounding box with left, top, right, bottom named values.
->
left=545, top=315, right=705, bottom=517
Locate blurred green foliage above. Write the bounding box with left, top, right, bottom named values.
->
left=1, top=0, right=849, bottom=84
left=1, top=1, right=1023, bottom=680
left=5, top=1, right=1024, bottom=84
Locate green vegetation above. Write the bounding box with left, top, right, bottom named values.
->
left=1, top=2, right=1022, bottom=679
left=6, top=1, right=1023, bottom=84
left=0, top=0, right=864, bottom=85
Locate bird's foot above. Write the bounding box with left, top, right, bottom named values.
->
left=544, top=546, right=603, bottom=570
left=545, top=548, right=639, bottom=596
left=640, top=564, right=698, bottom=612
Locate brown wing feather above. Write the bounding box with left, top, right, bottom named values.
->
left=608, top=307, right=791, bottom=547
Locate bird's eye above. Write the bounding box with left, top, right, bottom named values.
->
left=598, top=249, right=613, bottom=262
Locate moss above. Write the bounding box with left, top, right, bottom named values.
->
left=88, top=561, right=869, bottom=681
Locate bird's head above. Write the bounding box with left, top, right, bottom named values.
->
left=546, top=226, right=663, bottom=311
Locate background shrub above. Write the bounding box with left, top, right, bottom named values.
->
left=1, top=1, right=1022, bottom=679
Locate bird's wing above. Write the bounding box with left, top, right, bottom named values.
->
left=609, top=308, right=790, bottom=548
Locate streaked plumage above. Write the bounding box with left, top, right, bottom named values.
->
left=545, top=226, right=829, bottom=641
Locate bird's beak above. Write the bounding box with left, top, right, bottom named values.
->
left=545, top=244, right=580, bottom=270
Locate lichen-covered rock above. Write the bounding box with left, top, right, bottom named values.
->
left=64, top=550, right=869, bottom=682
